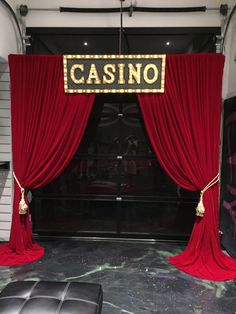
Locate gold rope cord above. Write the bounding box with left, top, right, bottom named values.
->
left=196, top=173, right=219, bottom=217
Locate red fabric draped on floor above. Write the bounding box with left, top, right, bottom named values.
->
left=138, top=54, right=236, bottom=280
left=0, top=55, right=94, bottom=265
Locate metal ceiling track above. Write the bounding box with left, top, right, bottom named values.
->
left=0, top=0, right=24, bottom=53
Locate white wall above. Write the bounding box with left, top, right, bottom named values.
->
left=0, top=62, right=12, bottom=240
left=0, top=0, right=19, bottom=240
left=23, top=0, right=224, bottom=28
left=0, top=0, right=20, bottom=60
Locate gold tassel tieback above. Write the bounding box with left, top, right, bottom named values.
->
left=196, top=191, right=204, bottom=217
left=196, top=173, right=219, bottom=218
left=19, top=187, right=28, bottom=215
left=13, top=172, right=28, bottom=215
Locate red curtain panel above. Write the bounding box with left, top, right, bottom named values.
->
left=138, top=54, right=236, bottom=280
left=0, top=55, right=95, bottom=265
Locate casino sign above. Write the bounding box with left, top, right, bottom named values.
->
left=63, top=54, right=166, bottom=93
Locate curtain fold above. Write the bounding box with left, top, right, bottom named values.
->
left=0, top=55, right=95, bottom=265
left=138, top=53, right=236, bottom=280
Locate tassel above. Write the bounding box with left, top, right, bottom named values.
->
left=13, top=172, right=28, bottom=215
left=196, top=191, right=205, bottom=217
left=195, top=174, right=219, bottom=218
left=19, top=188, right=28, bottom=215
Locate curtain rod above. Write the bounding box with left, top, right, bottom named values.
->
left=19, top=4, right=229, bottom=17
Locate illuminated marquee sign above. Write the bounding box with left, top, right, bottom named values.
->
left=63, top=54, right=166, bottom=93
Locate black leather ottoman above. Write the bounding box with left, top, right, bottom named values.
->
left=0, top=281, right=103, bottom=314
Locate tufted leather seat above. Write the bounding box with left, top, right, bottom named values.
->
left=0, top=281, right=103, bottom=314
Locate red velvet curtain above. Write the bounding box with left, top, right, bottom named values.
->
left=139, top=54, right=236, bottom=280
left=0, top=55, right=95, bottom=265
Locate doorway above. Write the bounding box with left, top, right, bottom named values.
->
left=31, top=93, right=198, bottom=240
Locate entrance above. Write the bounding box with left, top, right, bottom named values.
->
left=31, top=93, right=197, bottom=240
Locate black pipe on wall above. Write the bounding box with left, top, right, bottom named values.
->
left=59, top=6, right=207, bottom=14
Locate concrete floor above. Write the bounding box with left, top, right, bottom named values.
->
left=0, top=239, right=236, bottom=314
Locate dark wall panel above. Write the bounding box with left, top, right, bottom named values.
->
left=220, top=96, right=236, bottom=258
